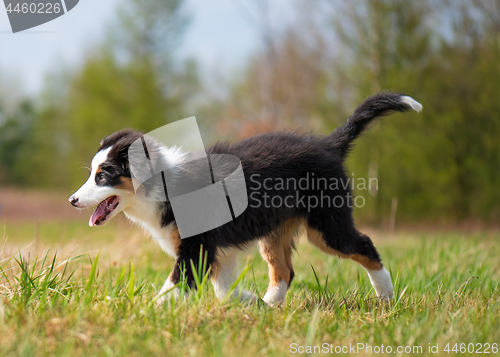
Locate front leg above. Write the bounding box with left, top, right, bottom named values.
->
left=156, top=241, right=215, bottom=305
left=156, top=267, right=183, bottom=304
left=211, top=248, right=257, bottom=302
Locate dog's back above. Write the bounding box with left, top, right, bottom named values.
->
left=69, top=91, right=422, bottom=305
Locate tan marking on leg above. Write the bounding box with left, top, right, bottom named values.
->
left=283, top=240, right=293, bottom=280
left=306, top=225, right=348, bottom=258
left=210, top=261, right=221, bottom=279
left=259, top=239, right=290, bottom=288
left=169, top=225, right=182, bottom=256
left=210, top=255, right=224, bottom=298
left=259, top=218, right=302, bottom=295
left=167, top=269, right=177, bottom=284
left=306, top=225, right=391, bottom=301
left=350, top=254, right=383, bottom=270
left=305, top=225, right=382, bottom=270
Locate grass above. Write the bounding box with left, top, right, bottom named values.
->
left=0, top=220, right=499, bottom=356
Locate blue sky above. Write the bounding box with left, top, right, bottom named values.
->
left=0, top=0, right=295, bottom=95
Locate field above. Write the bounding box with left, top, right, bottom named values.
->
left=0, top=214, right=499, bottom=356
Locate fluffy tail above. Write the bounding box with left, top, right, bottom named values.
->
left=330, top=92, right=422, bottom=159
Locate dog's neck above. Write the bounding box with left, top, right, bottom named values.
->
left=123, top=196, right=162, bottom=231
left=123, top=199, right=178, bottom=258
left=121, top=144, right=186, bottom=258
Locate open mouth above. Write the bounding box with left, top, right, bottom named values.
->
left=89, top=195, right=120, bottom=227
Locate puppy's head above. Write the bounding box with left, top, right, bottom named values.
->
left=69, top=129, right=143, bottom=227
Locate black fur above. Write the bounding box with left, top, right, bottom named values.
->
left=331, top=91, right=412, bottom=158
left=92, top=129, right=143, bottom=188
left=95, top=92, right=417, bottom=288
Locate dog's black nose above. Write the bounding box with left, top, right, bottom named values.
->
left=69, top=196, right=79, bottom=207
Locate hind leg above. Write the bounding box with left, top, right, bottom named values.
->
left=306, top=224, right=393, bottom=302
left=211, top=247, right=257, bottom=302
left=258, top=218, right=300, bottom=305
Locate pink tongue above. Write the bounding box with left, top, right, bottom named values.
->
left=89, top=199, right=108, bottom=227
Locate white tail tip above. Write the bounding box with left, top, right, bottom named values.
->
left=401, top=96, right=423, bottom=112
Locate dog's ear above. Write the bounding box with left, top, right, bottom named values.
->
left=100, top=129, right=143, bottom=176
left=116, top=142, right=131, bottom=174
left=107, top=139, right=134, bottom=176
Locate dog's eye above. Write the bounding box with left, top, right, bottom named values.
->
left=98, top=173, right=106, bottom=181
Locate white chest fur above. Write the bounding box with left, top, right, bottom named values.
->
left=123, top=202, right=178, bottom=259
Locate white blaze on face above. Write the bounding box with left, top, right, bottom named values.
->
left=70, top=139, right=187, bottom=229
left=71, top=147, right=128, bottom=227
left=72, top=147, right=112, bottom=208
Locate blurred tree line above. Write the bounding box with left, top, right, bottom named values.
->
left=0, top=0, right=198, bottom=189
left=215, top=0, right=500, bottom=224
left=0, top=0, right=499, bottom=224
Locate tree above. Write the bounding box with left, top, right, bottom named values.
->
left=0, top=100, right=36, bottom=186
left=216, top=0, right=500, bottom=223
left=26, top=0, right=199, bottom=189
left=328, top=0, right=500, bottom=222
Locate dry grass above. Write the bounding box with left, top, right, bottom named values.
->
left=0, top=188, right=82, bottom=221
left=0, top=217, right=499, bottom=356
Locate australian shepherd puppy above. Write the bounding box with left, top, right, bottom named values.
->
left=69, top=92, right=422, bottom=305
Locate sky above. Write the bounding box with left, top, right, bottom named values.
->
left=0, top=0, right=295, bottom=96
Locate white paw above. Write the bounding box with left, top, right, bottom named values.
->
left=155, top=279, right=181, bottom=306
left=263, top=280, right=288, bottom=306
left=365, top=267, right=393, bottom=303
left=155, top=289, right=179, bottom=306
left=155, top=294, right=170, bottom=306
